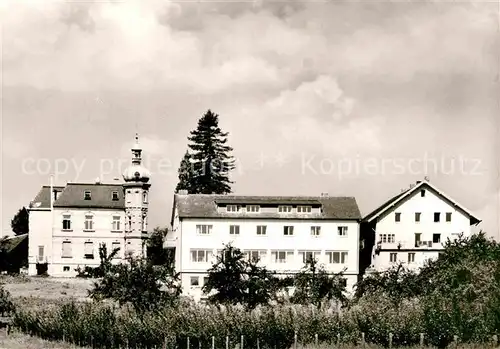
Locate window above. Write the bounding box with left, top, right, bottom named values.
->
left=421, top=189, right=425, bottom=197
left=415, top=212, right=421, bottom=222
left=190, top=276, right=200, bottom=287
left=196, top=225, right=212, bottom=235
left=446, top=212, right=452, bottom=222
left=414, top=233, right=422, bottom=247
left=61, top=241, right=72, bottom=258
left=244, top=250, right=267, bottom=263
left=311, top=226, right=321, bottom=237
left=226, top=205, right=240, bottom=212
left=326, top=251, right=348, bottom=264
left=338, top=226, right=348, bottom=237
left=389, top=253, right=397, bottom=263
left=128, top=216, right=132, bottom=231
left=112, top=216, right=121, bottom=231
left=229, top=225, right=240, bottom=235
left=297, top=206, right=312, bottom=213
left=63, top=266, right=70, bottom=272
left=434, top=212, right=441, bottom=222
left=38, top=246, right=44, bottom=262
left=143, top=192, right=148, bottom=203
left=190, top=249, right=213, bottom=263
left=203, top=276, right=209, bottom=285
left=62, top=215, right=71, bottom=230
left=256, top=225, right=267, bottom=235
left=272, top=250, right=294, bottom=263
left=395, top=212, right=401, bottom=222
left=408, top=253, right=415, bottom=263
left=299, top=251, right=320, bottom=264
left=84, top=214, right=94, bottom=231
left=142, top=213, right=147, bottom=232
left=111, top=242, right=121, bottom=258
left=84, top=190, right=91, bottom=200
left=112, top=191, right=119, bottom=201
left=283, top=226, right=294, bottom=236
left=433, top=233, right=441, bottom=243
left=84, top=242, right=94, bottom=259
left=278, top=205, right=292, bottom=213
left=379, top=234, right=395, bottom=243
left=246, top=205, right=260, bottom=213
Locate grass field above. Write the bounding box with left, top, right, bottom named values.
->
left=1, top=276, right=93, bottom=302
left=0, top=329, right=88, bottom=349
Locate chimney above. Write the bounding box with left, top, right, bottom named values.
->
left=321, top=192, right=329, bottom=197
left=178, top=190, right=188, bottom=195
left=95, top=177, right=101, bottom=184
left=416, top=180, right=422, bottom=185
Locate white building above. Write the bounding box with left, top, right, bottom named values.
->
left=27, top=134, right=151, bottom=276
left=361, top=179, right=481, bottom=272
left=167, top=192, right=362, bottom=301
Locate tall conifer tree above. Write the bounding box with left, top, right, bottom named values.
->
left=179, top=109, right=235, bottom=194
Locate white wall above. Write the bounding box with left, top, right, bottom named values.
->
left=372, top=187, right=473, bottom=271
left=172, top=217, right=360, bottom=300
left=28, top=209, right=52, bottom=275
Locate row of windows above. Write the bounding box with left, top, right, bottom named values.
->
left=61, top=214, right=147, bottom=232
left=196, top=224, right=348, bottom=237
left=379, top=233, right=445, bottom=245
left=60, top=241, right=124, bottom=259
left=388, top=252, right=442, bottom=263
left=36, top=241, right=126, bottom=262
left=82, top=190, right=148, bottom=203
left=394, top=212, right=452, bottom=223
left=190, top=249, right=349, bottom=264
left=225, top=205, right=314, bottom=214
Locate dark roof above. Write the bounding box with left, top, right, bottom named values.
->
left=30, top=186, right=65, bottom=209
left=173, top=195, right=362, bottom=222
left=0, top=234, right=28, bottom=253
left=54, top=183, right=124, bottom=209
left=29, top=183, right=125, bottom=210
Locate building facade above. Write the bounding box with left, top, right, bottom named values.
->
left=27, top=135, right=151, bottom=276
left=360, top=179, right=481, bottom=273
left=167, top=193, right=362, bottom=301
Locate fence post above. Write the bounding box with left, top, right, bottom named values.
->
left=453, top=335, right=458, bottom=349
left=315, top=334, right=318, bottom=347
left=493, top=334, right=498, bottom=346
left=163, top=336, right=168, bottom=349
left=294, top=331, right=297, bottom=349
left=257, top=338, right=260, bottom=349
left=420, top=333, right=424, bottom=347
left=212, top=336, right=215, bottom=349
left=337, top=333, right=340, bottom=346
left=5, top=324, right=9, bottom=337
left=361, top=332, right=365, bottom=348
left=241, top=335, right=244, bottom=349
left=388, top=333, right=393, bottom=349
left=187, top=337, right=190, bottom=349
left=226, top=336, right=229, bottom=349
left=126, top=338, right=129, bottom=349
left=199, top=339, right=202, bottom=349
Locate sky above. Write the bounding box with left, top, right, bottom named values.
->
left=1, top=0, right=499, bottom=239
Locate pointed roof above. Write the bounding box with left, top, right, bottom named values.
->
left=363, top=180, right=481, bottom=225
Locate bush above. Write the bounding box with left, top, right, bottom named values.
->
left=0, top=284, right=15, bottom=316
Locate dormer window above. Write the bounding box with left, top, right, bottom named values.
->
left=112, top=191, right=119, bottom=201
left=226, top=205, right=240, bottom=213
left=143, top=192, right=148, bottom=203
left=278, top=205, right=292, bottom=213
left=84, top=191, right=91, bottom=200
left=297, top=205, right=312, bottom=213
left=246, top=205, right=260, bottom=213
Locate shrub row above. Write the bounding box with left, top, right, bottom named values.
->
left=10, top=296, right=500, bottom=349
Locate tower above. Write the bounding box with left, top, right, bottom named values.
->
left=122, top=133, right=151, bottom=258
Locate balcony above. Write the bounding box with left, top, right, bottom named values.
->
left=414, top=240, right=434, bottom=248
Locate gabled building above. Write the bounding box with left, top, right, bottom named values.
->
left=167, top=192, right=362, bottom=301
left=27, top=135, right=151, bottom=276
left=360, top=179, right=481, bottom=273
